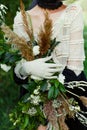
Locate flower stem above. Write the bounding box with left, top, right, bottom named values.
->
left=66, top=90, right=79, bottom=98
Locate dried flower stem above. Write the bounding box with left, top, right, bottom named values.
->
left=66, top=90, right=79, bottom=98
left=20, top=0, right=34, bottom=43
left=38, top=11, right=52, bottom=56
left=1, top=24, right=34, bottom=61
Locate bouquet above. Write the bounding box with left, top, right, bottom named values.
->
left=1, top=0, right=87, bottom=130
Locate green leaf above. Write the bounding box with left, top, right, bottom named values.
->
left=49, top=79, right=55, bottom=84
left=21, top=115, right=29, bottom=129
left=40, top=80, right=48, bottom=92
left=54, top=87, right=59, bottom=98
left=27, top=80, right=37, bottom=93
left=21, top=93, right=30, bottom=103
left=0, top=50, right=5, bottom=55
left=48, top=86, right=55, bottom=99
left=59, top=83, right=66, bottom=93
left=22, top=84, right=30, bottom=90
left=54, top=79, right=59, bottom=88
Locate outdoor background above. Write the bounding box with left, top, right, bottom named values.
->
left=0, top=0, right=87, bottom=130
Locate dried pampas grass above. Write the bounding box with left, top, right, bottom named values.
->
left=43, top=100, right=59, bottom=130
left=20, top=0, right=34, bottom=42
left=79, top=96, right=87, bottom=107
left=67, top=90, right=87, bottom=107
left=38, top=11, right=52, bottom=56
left=1, top=24, right=34, bottom=61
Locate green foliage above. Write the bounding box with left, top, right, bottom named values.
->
left=0, top=1, right=32, bottom=130
left=9, top=101, right=46, bottom=130
left=84, top=26, right=87, bottom=77
left=0, top=0, right=32, bottom=25
left=0, top=40, right=21, bottom=66
left=48, top=79, right=66, bottom=99
left=8, top=77, right=66, bottom=130
left=0, top=69, right=20, bottom=130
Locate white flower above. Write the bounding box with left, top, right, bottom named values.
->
left=33, top=45, right=40, bottom=56
left=57, top=73, right=65, bottom=84
left=0, top=11, right=2, bottom=17
left=0, top=64, right=11, bottom=72
left=69, top=105, right=75, bottom=111
left=30, top=95, right=41, bottom=105
left=0, top=4, right=7, bottom=23
left=0, top=4, right=7, bottom=17
left=74, top=106, right=80, bottom=111
left=47, top=82, right=51, bottom=90
left=13, top=119, right=19, bottom=126
left=52, top=99, right=61, bottom=108
left=0, top=4, right=8, bottom=10
left=28, top=107, right=37, bottom=116
left=33, top=88, right=40, bottom=95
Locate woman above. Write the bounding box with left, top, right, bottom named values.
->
left=13, top=0, right=87, bottom=129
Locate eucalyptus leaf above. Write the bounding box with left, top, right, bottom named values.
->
left=40, top=80, right=48, bottom=92
left=0, top=50, right=5, bottom=55
left=21, top=93, right=30, bottom=103
left=54, top=87, right=59, bottom=98
left=59, top=83, right=66, bottom=93
left=48, top=86, right=55, bottom=99
left=22, top=115, right=29, bottom=129
left=54, top=79, right=59, bottom=88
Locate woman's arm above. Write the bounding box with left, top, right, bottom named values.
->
left=63, top=5, right=87, bottom=82
left=66, top=5, right=85, bottom=76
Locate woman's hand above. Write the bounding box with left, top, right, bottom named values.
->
left=37, top=125, right=47, bottom=130
left=21, top=56, right=63, bottom=79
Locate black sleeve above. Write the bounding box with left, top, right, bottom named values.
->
left=13, top=69, right=28, bottom=85
left=62, top=67, right=87, bottom=82
left=13, top=68, right=29, bottom=97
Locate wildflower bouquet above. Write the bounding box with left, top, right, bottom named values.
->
left=1, top=0, right=87, bottom=130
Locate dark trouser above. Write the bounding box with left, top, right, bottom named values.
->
left=66, top=118, right=87, bottom=130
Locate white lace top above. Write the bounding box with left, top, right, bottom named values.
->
left=13, top=3, right=85, bottom=76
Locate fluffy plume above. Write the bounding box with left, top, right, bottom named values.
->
left=58, top=109, right=69, bottom=130
left=1, top=24, right=34, bottom=61
left=67, top=90, right=87, bottom=107
left=38, top=11, right=52, bottom=56
left=43, top=100, right=59, bottom=130
left=20, top=0, right=34, bottom=42
left=57, top=95, right=74, bottom=130
left=79, top=96, right=87, bottom=107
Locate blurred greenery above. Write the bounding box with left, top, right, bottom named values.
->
left=0, top=0, right=32, bottom=25
left=0, top=1, right=31, bottom=130
left=84, top=26, right=87, bottom=77
left=0, top=0, right=87, bottom=130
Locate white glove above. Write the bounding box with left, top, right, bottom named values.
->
left=15, top=56, right=63, bottom=79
